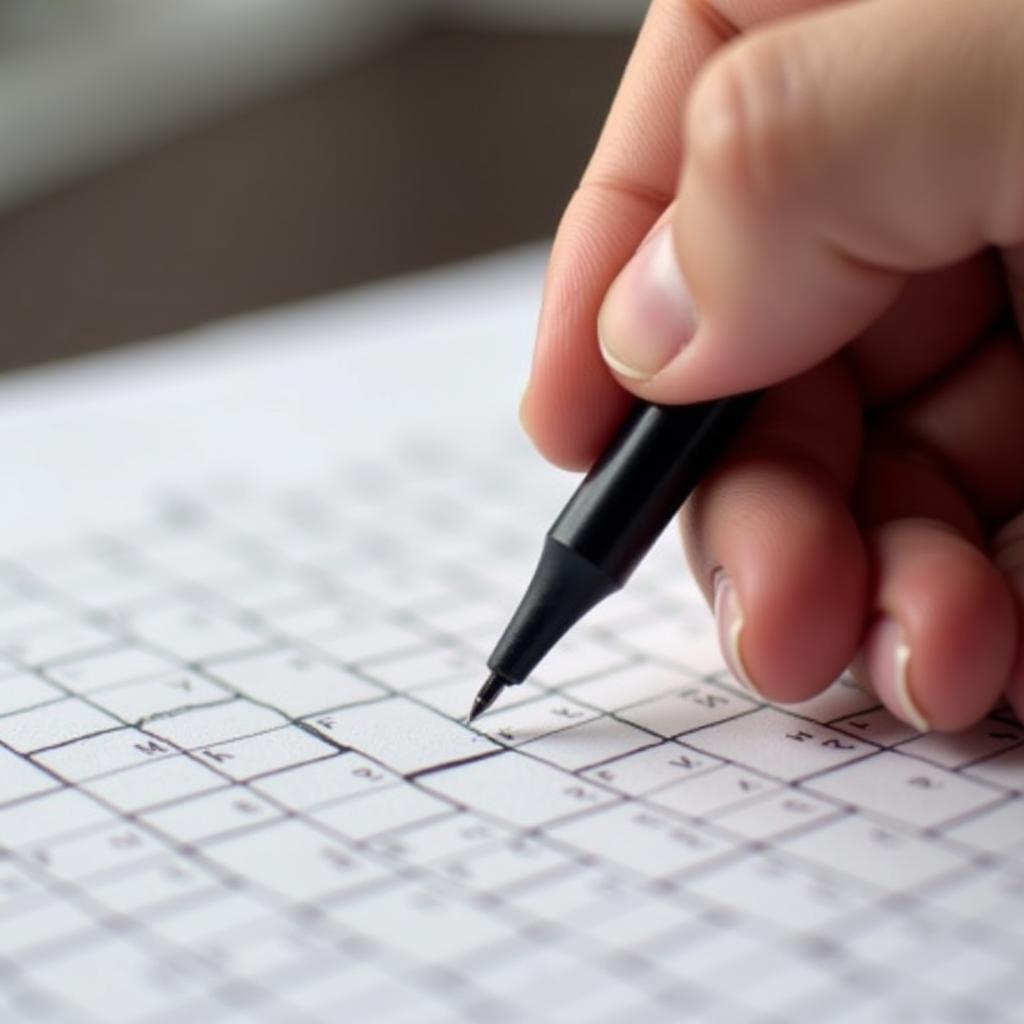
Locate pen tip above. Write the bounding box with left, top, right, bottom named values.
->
left=466, top=672, right=506, bottom=724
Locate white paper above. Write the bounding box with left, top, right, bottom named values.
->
left=0, top=244, right=1021, bottom=1023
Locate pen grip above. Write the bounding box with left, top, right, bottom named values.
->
left=549, top=393, right=760, bottom=584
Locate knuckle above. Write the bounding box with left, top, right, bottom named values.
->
left=686, top=32, right=814, bottom=200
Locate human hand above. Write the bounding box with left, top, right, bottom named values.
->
left=520, top=0, right=1024, bottom=731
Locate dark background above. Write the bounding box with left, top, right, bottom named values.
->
left=0, top=26, right=634, bottom=372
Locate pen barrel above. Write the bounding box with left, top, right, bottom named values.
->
left=550, top=394, right=760, bottom=584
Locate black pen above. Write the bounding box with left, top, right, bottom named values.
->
left=467, top=393, right=762, bottom=722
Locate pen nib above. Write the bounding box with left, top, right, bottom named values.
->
left=466, top=672, right=506, bottom=724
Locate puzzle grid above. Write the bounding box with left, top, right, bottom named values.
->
left=0, top=431, right=1022, bottom=1024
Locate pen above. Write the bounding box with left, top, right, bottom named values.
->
left=467, top=392, right=762, bottom=722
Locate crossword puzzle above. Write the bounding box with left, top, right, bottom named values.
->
left=0, top=429, right=1022, bottom=1024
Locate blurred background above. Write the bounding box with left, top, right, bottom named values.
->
left=0, top=0, right=646, bottom=371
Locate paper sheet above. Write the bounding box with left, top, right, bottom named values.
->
left=0, top=244, right=1022, bottom=1023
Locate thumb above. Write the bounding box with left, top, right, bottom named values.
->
left=597, top=0, right=1024, bottom=402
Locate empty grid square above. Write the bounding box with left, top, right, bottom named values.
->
left=783, top=815, right=966, bottom=891
left=421, top=751, right=617, bottom=828
left=898, top=721, right=1024, bottom=769
left=0, top=787, right=112, bottom=847
left=433, top=834, right=569, bottom=892
left=312, top=782, right=454, bottom=841
left=566, top=662, right=698, bottom=714
left=29, top=822, right=171, bottom=883
left=143, top=786, right=284, bottom=844
left=528, top=633, right=632, bottom=687
left=3, top=620, right=114, bottom=668
left=0, top=746, right=61, bottom=805
left=0, top=672, right=63, bottom=715
left=144, top=698, right=288, bottom=749
left=357, top=644, right=481, bottom=692
left=367, top=811, right=510, bottom=866
left=91, top=857, right=220, bottom=916
left=328, top=879, right=513, bottom=964
left=303, top=697, right=497, bottom=775
left=519, top=715, right=658, bottom=771
left=548, top=802, right=733, bottom=879
left=82, top=755, right=227, bottom=812
left=944, top=798, right=1024, bottom=855
left=127, top=604, right=266, bottom=662
left=0, top=698, right=119, bottom=753
left=209, top=648, right=384, bottom=716
left=714, top=790, right=840, bottom=842
left=46, top=647, right=179, bottom=694
left=313, top=620, right=432, bottom=664
left=608, top=611, right=726, bottom=678
left=964, top=746, right=1024, bottom=792
left=203, top=818, right=385, bottom=901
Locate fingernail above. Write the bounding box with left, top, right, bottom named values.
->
left=861, top=617, right=928, bottom=732
left=713, top=571, right=760, bottom=695
left=517, top=390, right=530, bottom=431
left=597, top=221, right=698, bottom=382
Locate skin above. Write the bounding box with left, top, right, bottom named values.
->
left=519, top=0, right=1024, bottom=731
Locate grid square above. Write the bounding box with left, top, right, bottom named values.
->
left=248, top=751, right=399, bottom=811
left=127, top=603, right=266, bottom=662
left=473, top=693, right=600, bottom=746
left=580, top=741, right=721, bottom=796
left=420, top=751, right=617, bottom=828
left=548, top=802, right=733, bottom=878
left=189, top=724, right=336, bottom=781
left=312, top=782, right=454, bottom=841
left=683, top=707, right=877, bottom=782
left=46, top=647, right=178, bottom=695
left=0, top=698, right=119, bottom=754
left=142, top=785, right=284, bottom=843
left=899, top=721, right=1024, bottom=770
left=88, top=671, right=233, bottom=723
left=0, top=672, right=64, bottom=715
left=650, top=764, right=780, bottom=820
left=143, top=698, right=288, bottom=749
left=782, top=815, right=966, bottom=891
left=82, top=755, right=227, bottom=812
left=566, top=662, right=699, bottom=713
left=519, top=715, right=658, bottom=771
left=0, top=787, right=111, bottom=847
left=616, top=681, right=758, bottom=738
left=302, top=697, right=497, bottom=775
left=804, top=751, right=1003, bottom=829
left=0, top=746, right=61, bottom=805
left=203, top=818, right=385, bottom=901
left=208, top=648, right=384, bottom=716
